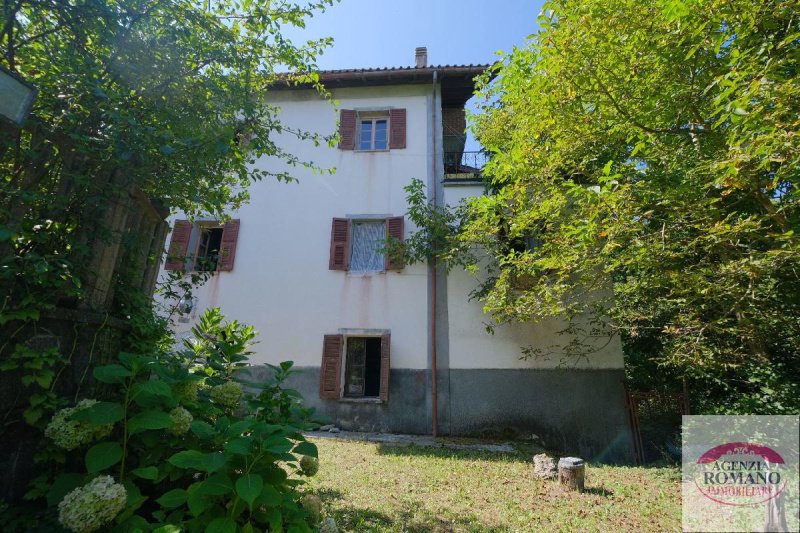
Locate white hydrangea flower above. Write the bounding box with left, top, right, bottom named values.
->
left=300, top=455, right=319, bottom=476
left=58, top=475, right=127, bottom=533
left=172, top=380, right=198, bottom=402
left=44, top=399, right=113, bottom=450
left=168, top=405, right=193, bottom=435
left=300, top=493, right=322, bottom=524
left=319, top=517, right=338, bottom=533
left=210, top=381, right=243, bottom=410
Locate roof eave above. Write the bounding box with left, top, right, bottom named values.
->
left=271, top=65, right=493, bottom=107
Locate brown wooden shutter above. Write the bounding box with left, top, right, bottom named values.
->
left=385, top=216, right=405, bottom=270
left=329, top=218, right=350, bottom=270
left=165, top=220, right=191, bottom=271
left=320, top=334, right=343, bottom=400
left=338, top=109, right=356, bottom=150
left=379, top=333, right=391, bottom=402
left=217, top=219, right=240, bottom=272
left=389, top=108, right=406, bottom=149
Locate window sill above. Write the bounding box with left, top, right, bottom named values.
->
left=338, top=397, right=383, bottom=404
left=346, top=270, right=385, bottom=277
left=353, top=149, right=390, bottom=153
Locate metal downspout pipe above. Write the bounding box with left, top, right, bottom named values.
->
left=431, top=70, right=439, bottom=438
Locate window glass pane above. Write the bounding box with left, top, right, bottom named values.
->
left=350, top=221, right=386, bottom=272
left=196, top=227, right=223, bottom=271
left=345, top=338, right=366, bottom=396
left=374, top=120, right=387, bottom=149
left=359, top=120, right=372, bottom=149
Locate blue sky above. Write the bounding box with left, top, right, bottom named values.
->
left=286, top=0, right=545, bottom=70
left=283, top=0, right=546, bottom=149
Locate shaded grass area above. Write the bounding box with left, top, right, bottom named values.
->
left=306, top=438, right=681, bottom=532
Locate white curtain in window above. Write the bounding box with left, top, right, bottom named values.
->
left=350, top=221, right=385, bottom=272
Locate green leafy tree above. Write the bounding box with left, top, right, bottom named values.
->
left=465, top=0, right=799, bottom=413
left=0, top=0, right=340, bottom=514
left=1, top=0, right=336, bottom=321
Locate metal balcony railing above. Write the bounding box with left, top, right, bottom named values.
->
left=444, top=151, right=488, bottom=178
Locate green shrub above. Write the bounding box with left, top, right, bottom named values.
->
left=36, top=308, right=322, bottom=531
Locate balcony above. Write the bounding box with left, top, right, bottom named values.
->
left=444, top=151, right=487, bottom=181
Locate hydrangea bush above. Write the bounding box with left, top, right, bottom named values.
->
left=36, top=308, right=326, bottom=532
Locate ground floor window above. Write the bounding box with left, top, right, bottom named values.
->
left=344, top=337, right=383, bottom=397
left=319, top=332, right=391, bottom=402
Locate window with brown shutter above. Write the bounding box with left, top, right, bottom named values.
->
left=330, top=216, right=405, bottom=273
left=320, top=334, right=343, bottom=400
left=379, top=333, right=391, bottom=402
left=165, top=220, right=192, bottom=271
left=329, top=218, right=350, bottom=270
left=166, top=219, right=241, bottom=272
left=340, top=108, right=406, bottom=151
left=329, top=333, right=390, bottom=402
left=217, top=219, right=240, bottom=272
left=385, top=216, right=405, bottom=270
left=338, top=110, right=356, bottom=150
left=389, top=108, right=406, bottom=149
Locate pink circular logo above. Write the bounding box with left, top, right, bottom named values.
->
left=693, top=442, right=787, bottom=506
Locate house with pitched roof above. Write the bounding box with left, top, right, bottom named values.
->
left=158, top=48, right=632, bottom=461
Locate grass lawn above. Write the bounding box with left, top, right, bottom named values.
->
left=305, top=437, right=681, bottom=532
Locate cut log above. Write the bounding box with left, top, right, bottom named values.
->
left=558, top=457, right=585, bottom=491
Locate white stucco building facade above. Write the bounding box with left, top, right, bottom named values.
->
left=157, top=52, right=632, bottom=461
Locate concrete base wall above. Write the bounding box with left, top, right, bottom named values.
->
left=249, top=365, right=632, bottom=463
left=248, top=366, right=431, bottom=435
left=446, top=368, right=631, bottom=463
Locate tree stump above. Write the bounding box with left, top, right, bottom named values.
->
left=558, top=457, right=585, bottom=491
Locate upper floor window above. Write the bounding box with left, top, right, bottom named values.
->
left=328, top=216, right=404, bottom=272
left=338, top=108, right=406, bottom=150
left=350, top=220, right=386, bottom=271
left=165, top=219, right=240, bottom=272
left=195, top=226, right=224, bottom=271
left=358, top=116, right=388, bottom=151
